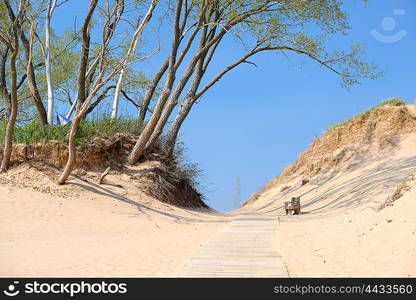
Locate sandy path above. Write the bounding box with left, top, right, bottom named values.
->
left=178, top=212, right=288, bottom=277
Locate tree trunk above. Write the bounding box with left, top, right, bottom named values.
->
left=25, top=48, right=48, bottom=125
left=127, top=0, right=184, bottom=164
left=137, top=58, right=169, bottom=123
left=4, top=0, right=48, bottom=125
left=58, top=0, right=98, bottom=184
left=0, top=25, right=19, bottom=172
left=57, top=114, right=81, bottom=184
left=18, top=19, right=48, bottom=125
left=58, top=0, right=156, bottom=184
left=111, top=67, right=125, bottom=119
left=76, top=0, right=98, bottom=112
left=135, top=18, right=216, bottom=160
left=144, top=96, right=179, bottom=153
left=128, top=55, right=201, bottom=164
left=143, top=57, right=208, bottom=156
left=111, top=0, right=158, bottom=120
left=45, top=0, right=57, bottom=125
left=0, top=47, right=11, bottom=119
left=128, top=88, right=172, bottom=164
left=164, top=97, right=194, bottom=158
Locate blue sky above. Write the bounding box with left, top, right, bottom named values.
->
left=53, top=1, right=416, bottom=212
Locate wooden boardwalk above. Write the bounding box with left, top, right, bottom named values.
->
left=178, top=213, right=289, bottom=277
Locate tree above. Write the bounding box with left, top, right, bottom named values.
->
left=1, top=0, right=71, bottom=126
left=128, top=0, right=191, bottom=163
left=0, top=0, right=381, bottom=180
left=6, top=2, right=47, bottom=126
left=0, top=0, right=26, bottom=172
left=127, top=0, right=380, bottom=164
left=110, top=0, right=158, bottom=119
left=0, top=1, right=78, bottom=125
left=0, top=45, right=11, bottom=120
left=0, top=3, right=11, bottom=120
left=45, top=0, right=57, bottom=125
left=74, top=0, right=99, bottom=114
left=58, top=0, right=158, bottom=184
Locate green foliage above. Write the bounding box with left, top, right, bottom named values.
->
left=219, top=0, right=381, bottom=88
left=0, top=116, right=143, bottom=147
left=0, top=2, right=11, bottom=32
left=328, top=97, right=406, bottom=131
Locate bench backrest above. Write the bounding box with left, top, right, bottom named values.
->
left=291, top=196, right=300, bottom=205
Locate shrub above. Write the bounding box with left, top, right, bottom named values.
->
left=139, top=139, right=208, bottom=208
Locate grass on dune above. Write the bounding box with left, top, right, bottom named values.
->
left=328, top=97, right=406, bottom=131
left=0, top=116, right=143, bottom=147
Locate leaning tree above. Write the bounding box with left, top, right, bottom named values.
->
left=126, top=0, right=380, bottom=164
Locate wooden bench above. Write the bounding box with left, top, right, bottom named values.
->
left=284, top=197, right=301, bottom=215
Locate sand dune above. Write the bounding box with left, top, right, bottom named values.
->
left=0, top=165, right=227, bottom=277
left=274, top=186, right=416, bottom=277
left=1, top=104, right=415, bottom=277
left=241, top=133, right=416, bottom=277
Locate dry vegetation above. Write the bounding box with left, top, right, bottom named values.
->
left=379, top=175, right=416, bottom=211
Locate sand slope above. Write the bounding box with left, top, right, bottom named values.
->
left=241, top=133, right=416, bottom=277
left=274, top=184, right=416, bottom=277
left=0, top=164, right=227, bottom=277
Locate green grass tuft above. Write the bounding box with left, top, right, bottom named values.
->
left=0, top=116, right=143, bottom=146
left=328, top=97, right=406, bottom=131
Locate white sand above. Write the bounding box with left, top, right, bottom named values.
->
left=1, top=133, right=415, bottom=277
left=242, top=134, right=416, bottom=277
left=274, top=187, right=416, bottom=277
left=0, top=166, right=227, bottom=277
